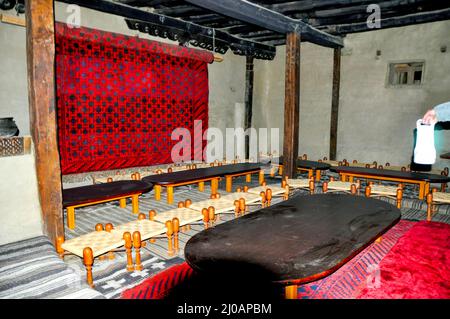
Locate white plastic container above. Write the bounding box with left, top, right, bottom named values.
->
left=413, top=119, right=436, bottom=165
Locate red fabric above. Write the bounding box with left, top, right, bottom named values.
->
left=55, top=23, right=212, bottom=174
left=120, top=262, right=194, bottom=299
left=357, top=221, right=450, bottom=299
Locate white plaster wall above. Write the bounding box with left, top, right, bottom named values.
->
left=253, top=21, right=450, bottom=169
left=0, top=149, right=43, bottom=246
left=0, top=13, right=29, bottom=136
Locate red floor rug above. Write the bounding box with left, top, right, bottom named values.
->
left=121, top=263, right=194, bottom=299
left=297, top=219, right=415, bottom=299
left=356, top=221, right=450, bottom=299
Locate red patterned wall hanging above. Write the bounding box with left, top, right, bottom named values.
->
left=55, top=23, right=212, bottom=174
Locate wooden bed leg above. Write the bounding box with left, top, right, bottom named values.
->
left=166, top=220, right=174, bottom=256
left=246, top=173, right=251, bottom=183
left=234, top=200, right=240, bottom=217
left=259, top=169, right=265, bottom=185
left=315, top=170, right=321, bottom=181
left=270, top=167, right=275, bottom=177
left=105, top=223, right=116, bottom=258
left=131, top=194, right=139, bottom=214
left=123, top=232, right=134, bottom=271
left=307, top=170, right=313, bottom=179
left=266, top=189, right=272, bottom=207
left=285, top=285, right=297, bottom=299
left=239, top=198, right=246, bottom=215
left=56, top=236, right=65, bottom=259
left=322, top=181, right=328, bottom=194
left=309, top=178, right=315, bottom=195
left=201, top=208, right=209, bottom=229
left=208, top=206, right=216, bottom=226
left=172, top=218, right=180, bottom=252
left=260, top=191, right=266, bottom=208
left=426, top=193, right=433, bottom=222
left=278, top=165, right=283, bottom=176
left=226, top=176, right=233, bottom=192
left=283, top=185, right=290, bottom=200
left=396, top=188, right=403, bottom=209
left=365, top=186, right=371, bottom=197
left=154, top=185, right=161, bottom=201
left=119, top=198, right=127, bottom=208
left=198, top=181, right=205, bottom=192
left=167, top=186, right=174, bottom=204
left=83, top=247, right=94, bottom=288
left=67, top=206, right=75, bottom=230
left=133, top=231, right=143, bottom=271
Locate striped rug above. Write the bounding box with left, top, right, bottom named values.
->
left=0, top=236, right=104, bottom=299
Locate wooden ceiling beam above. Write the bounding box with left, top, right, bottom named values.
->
left=58, top=0, right=276, bottom=59
left=184, top=0, right=344, bottom=48
left=320, top=7, right=450, bottom=35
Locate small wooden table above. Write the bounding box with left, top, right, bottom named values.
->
left=267, top=157, right=330, bottom=180
left=142, top=163, right=264, bottom=204
left=184, top=194, right=400, bottom=299
left=62, top=180, right=153, bottom=229
left=330, top=166, right=450, bottom=200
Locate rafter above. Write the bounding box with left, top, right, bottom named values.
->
left=184, top=0, right=344, bottom=48
left=58, top=0, right=276, bottom=60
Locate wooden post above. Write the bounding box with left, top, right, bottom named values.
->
left=244, top=56, right=254, bottom=159
left=329, top=47, right=341, bottom=161
left=283, top=32, right=301, bottom=179
left=26, top=0, right=64, bottom=244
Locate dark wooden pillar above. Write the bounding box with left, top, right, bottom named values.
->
left=26, top=0, right=64, bottom=244
left=244, top=56, right=254, bottom=159
left=329, top=47, right=341, bottom=161
left=283, top=32, right=301, bottom=178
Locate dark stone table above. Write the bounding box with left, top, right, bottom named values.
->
left=185, top=193, right=400, bottom=298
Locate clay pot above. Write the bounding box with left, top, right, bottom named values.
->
left=0, top=117, right=19, bottom=137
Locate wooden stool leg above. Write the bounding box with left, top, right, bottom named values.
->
left=119, top=198, right=126, bottom=208
left=226, top=176, right=233, bottom=192
left=123, top=232, right=134, bottom=271
left=167, top=186, right=174, bottom=204
left=67, top=206, right=75, bottom=230
left=83, top=247, right=94, bottom=288
left=154, top=185, right=161, bottom=201
left=198, top=181, right=205, bottom=192
left=285, top=285, right=297, bottom=299
left=246, top=173, right=251, bottom=183
left=132, top=231, right=143, bottom=271
left=131, top=194, right=139, bottom=214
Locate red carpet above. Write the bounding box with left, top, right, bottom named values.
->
left=121, top=263, right=194, bottom=299
left=357, top=221, right=450, bottom=299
